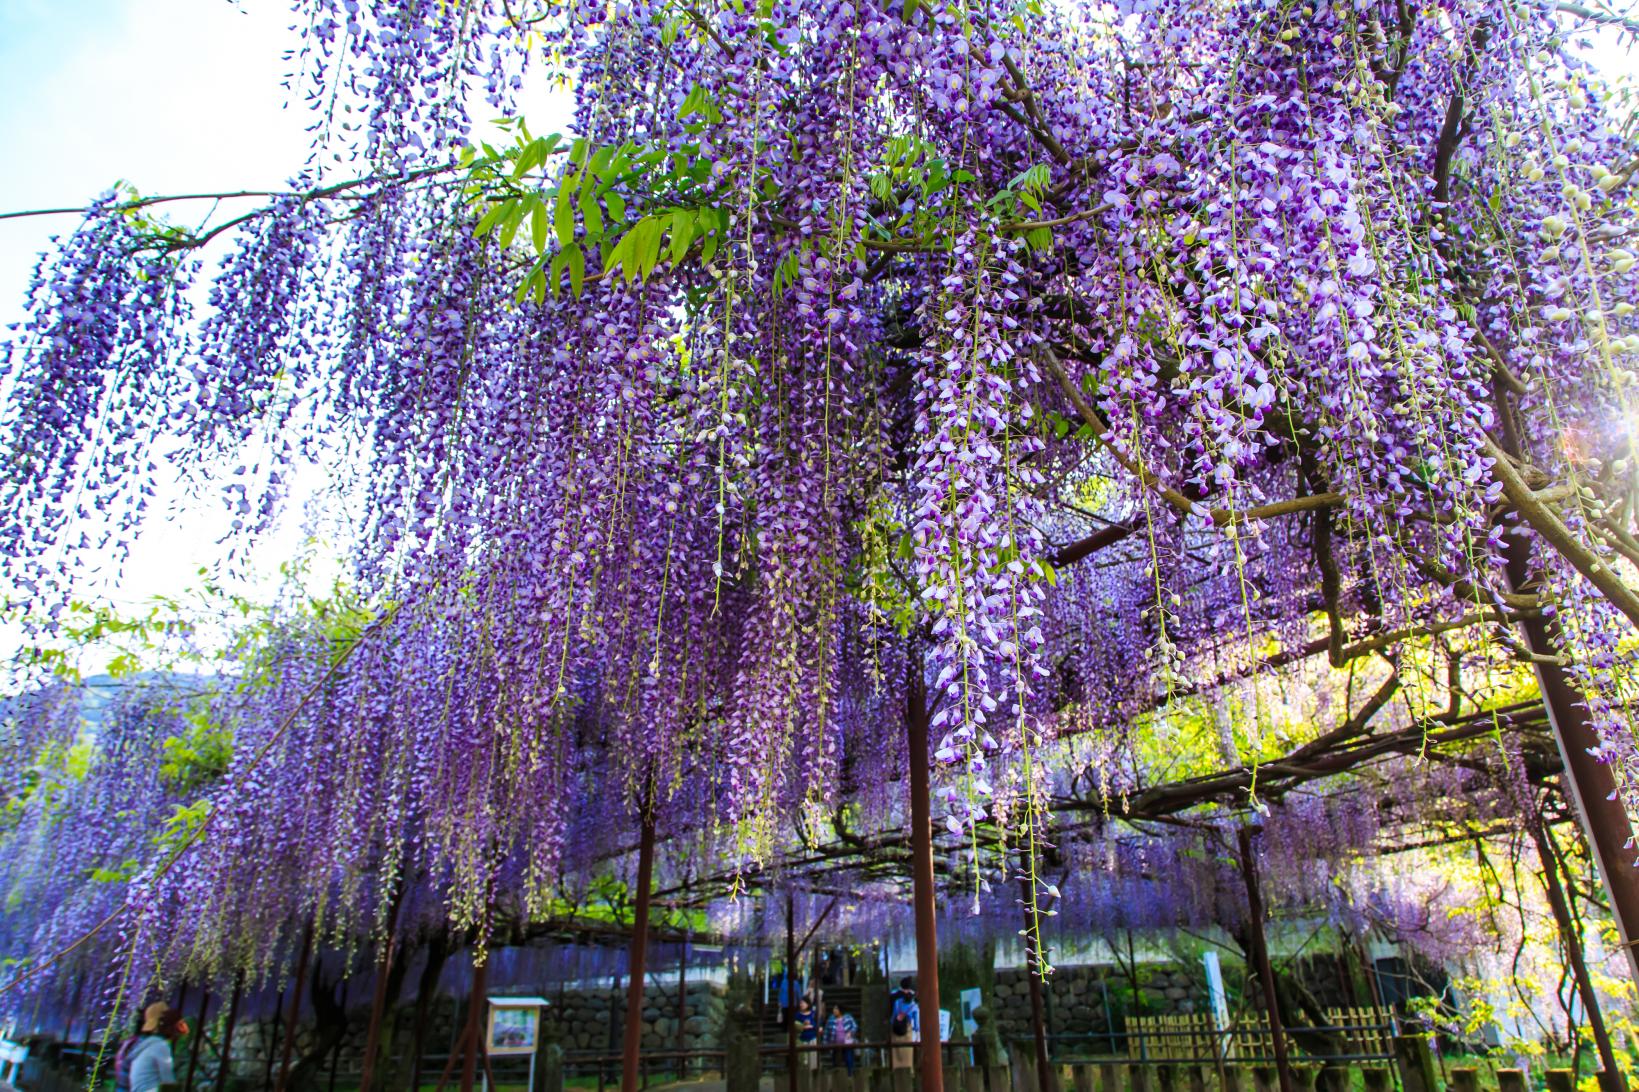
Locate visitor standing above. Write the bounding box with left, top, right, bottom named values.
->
left=795, top=996, right=820, bottom=1070
left=119, top=1003, right=189, bottom=1092
left=824, top=1002, right=858, bottom=1075
left=889, top=978, right=919, bottom=1070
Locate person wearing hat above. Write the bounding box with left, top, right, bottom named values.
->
left=115, top=1002, right=189, bottom=1092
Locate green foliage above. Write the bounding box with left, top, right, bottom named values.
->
left=465, top=119, right=737, bottom=305
left=158, top=707, right=234, bottom=795
left=542, top=872, right=703, bottom=932
left=88, top=858, right=142, bottom=884
left=155, top=798, right=212, bottom=862
left=11, top=599, right=200, bottom=684
left=862, top=134, right=979, bottom=249
left=1046, top=410, right=1099, bottom=443
left=467, top=111, right=1068, bottom=303
left=847, top=492, right=921, bottom=636
left=0, top=736, right=96, bottom=835
left=938, top=940, right=997, bottom=1014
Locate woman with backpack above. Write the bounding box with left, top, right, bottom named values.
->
left=114, top=1002, right=189, bottom=1092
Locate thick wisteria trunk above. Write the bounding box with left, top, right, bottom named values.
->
left=1496, top=392, right=1639, bottom=983
left=217, top=975, right=242, bottom=1091
left=1507, top=556, right=1639, bottom=982
left=408, top=931, right=453, bottom=1091
left=621, top=803, right=657, bottom=1092
left=262, top=983, right=285, bottom=1091
left=460, top=957, right=490, bottom=1092
left=327, top=1030, right=344, bottom=1092
left=182, top=987, right=209, bottom=1092
left=1018, top=870, right=1056, bottom=1092
left=786, top=894, right=799, bottom=1092
left=1530, top=816, right=1622, bottom=1092
left=1236, top=827, right=1293, bottom=1092
left=906, top=655, right=945, bottom=1092
left=276, top=924, right=315, bottom=1092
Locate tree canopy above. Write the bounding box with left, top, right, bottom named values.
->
left=0, top=0, right=1636, bottom=1042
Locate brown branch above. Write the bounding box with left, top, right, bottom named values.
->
left=1100, top=702, right=1547, bottom=820
left=1332, top=607, right=1528, bottom=662
left=1430, top=82, right=1467, bottom=206
left=1048, top=519, right=1140, bottom=567
left=1043, top=348, right=1204, bottom=519
left=0, top=163, right=464, bottom=231
left=1046, top=349, right=1345, bottom=531
left=1222, top=492, right=1346, bottom=526
left=1286, top=673, right=1402, bottom=763
left=1431, top=27, right=1488, bottom=205
left=1482, top=433, right=1639, bottom=631
left=1474, top=328, right=1528, bottom=396
left=998, top=56, right=1073, bottom=167
left=1555, top=1, right=1639, bottom=32
left=1312, top=476, right=1349, bottom=666
left=1002, top=204, right=1110, bottom=233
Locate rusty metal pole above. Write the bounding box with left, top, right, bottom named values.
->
left=1530, top=812, right=1623, bottom=1092
left=1505, top=526, right=1639, bottom=983
left=1237, top=826, right=1294, bottom=1092
left=906, top=653, right=945, bottom=1092
left=620, top=801, right=658, bottom=1092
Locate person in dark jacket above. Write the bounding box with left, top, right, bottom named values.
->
left=795, top=997, right=821, bottom=1070
left=889, top=978, right=919, bottom=1070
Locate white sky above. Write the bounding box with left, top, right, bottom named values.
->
left=0, top=1, right=323, bottom=656
left=0, top=1, right=1630, bottom=646
left=0, top=0, right=565, bottom=649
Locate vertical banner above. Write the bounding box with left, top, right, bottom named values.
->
left=959, top=988, right=982, bottom=1037
left=1202, top=952, right=1231, bottom=1056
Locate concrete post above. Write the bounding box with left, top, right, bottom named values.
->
left=1391, top=1037, right=1437, bottom=1092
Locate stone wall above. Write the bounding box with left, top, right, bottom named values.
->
left=172, top=955, right=1367, bottom=1086
left=984, top=953, right=1368, bottom=1049
left=989, top=964, right=1208, bottom=1048
left=548, top=981, right=728, bottom=1053
left=210, top=980, right=729, bottom=1088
